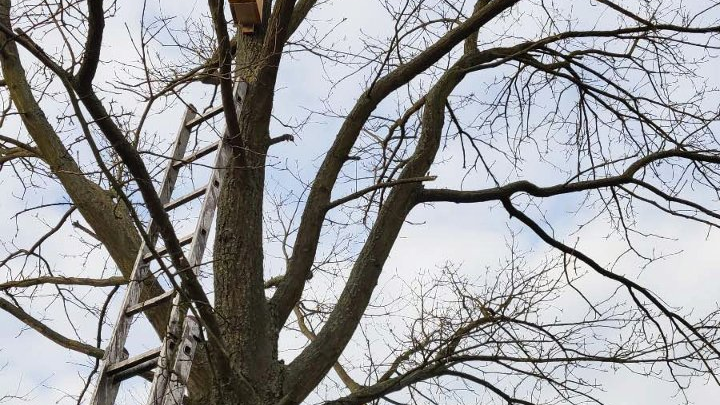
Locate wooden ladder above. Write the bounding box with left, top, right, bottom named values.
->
left=89, top=82, right=247, bottom=405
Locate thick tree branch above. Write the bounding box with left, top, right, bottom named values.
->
left=0, top=276, right=126, bottom=291
left=322, top=365, right=446, bottom=405
left=74, top=0, right=104, bottom=86
left=269, top=133, right=294, bottom=145
left=418, top=150, right=720, bottom=204
left=271, top=0, right=521, bottom=331
left=327, top=176, right=437, bottom=211
left=281, top=19, right=488, bottom=402
left=288, top=0, right=317, bottom=36
left=0, top=296, right=104, bottom=358
left=294, top=306, right=362, bottom=393
left=0, top=147, right=39, bottom=165
left=442, top=370, right=535, bottom=405
left=0, top=0, right=143, bottom=311
left=207, top=0, right=301, bottom=390
left=207, top=0, right=242, bottom=153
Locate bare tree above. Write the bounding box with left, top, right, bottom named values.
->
left=2, top=0, right=720, bottom=404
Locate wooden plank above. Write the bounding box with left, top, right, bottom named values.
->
left=125, top=289, right=176, bottom=317
left=184, top=104, right=224, bottom=129
left=161, top=317, right=201, bottom=405
left=229, top=0, right=263, bottom=25
left=172, top=141, right=221, bottom=170
left=106, top=347, right=161, bottom=376
left=111, top=359, right=159, bottom=383
left=143, top=234, right=194, bottom=262
left=90, top=106, right=197, bottom=405
left=164, top=186, right=208, bottom=211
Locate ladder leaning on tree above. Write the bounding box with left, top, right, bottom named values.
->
left=88, top=82, right=247, bottom=405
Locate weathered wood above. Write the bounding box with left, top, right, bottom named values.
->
left=145, top=297, right=185, bottom=405
left=125, top=289, right=176, bottom=317
left=157, top=111, right=196, bottom=205
left=229, top=0, right=264, bottom=26
left=172, top=141, right=220, bottom=170
left=185, top=104, right=224, bottom=129
left=161, top=317, right=201, bottom=405
left=106, top=347, right=161, bottom=376
left=111, top=359, right=159, bottom=383
left=164, top=186, right=208, bottom=211
left=89, top=106, right=196, bottom=405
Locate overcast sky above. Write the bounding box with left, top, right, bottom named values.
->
left=2, top=1, right=720, bottom=404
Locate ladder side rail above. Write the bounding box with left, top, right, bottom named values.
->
left=146, top=82, right=247, bottom=405
left=146, top=138, right=229, bottom=405
left=161, top=317, right=201, bottom=405
left=157, top=106, right=197, bottom=204
left=90, top=106, right=197, bottom=405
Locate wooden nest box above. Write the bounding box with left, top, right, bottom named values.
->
left=228, top=0, right=264, bottom=35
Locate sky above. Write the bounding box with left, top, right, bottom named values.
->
left=2, top=0, right=720, bottom=404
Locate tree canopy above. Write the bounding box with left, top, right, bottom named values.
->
left=2, top=1, right=720, bottom=404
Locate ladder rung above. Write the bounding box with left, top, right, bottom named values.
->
left=172, top=141, right=220, bottom=170
left=185, top=104, right=224, bottom=128
left=125, top=289, right=176, bottom=316
left=106, top=347, right=161, bottom=378
left=164, top=186, right=208, bottom=211
left=143, top=234, right=194, bottom=262
left=112, top=359, right=158, bottom=383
